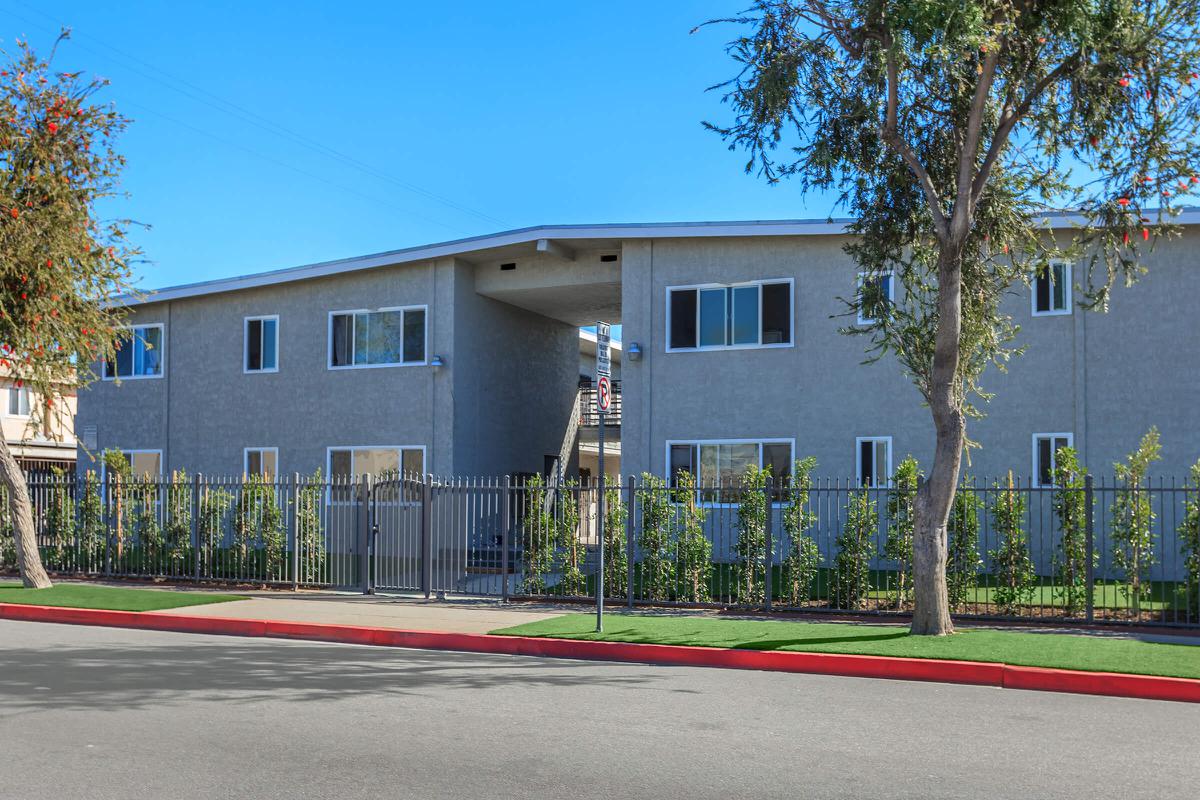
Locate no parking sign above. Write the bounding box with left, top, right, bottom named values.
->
left=597, top=375, right=611, bottom=412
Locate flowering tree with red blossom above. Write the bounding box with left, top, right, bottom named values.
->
left=1, top=31, right=139, bottom=587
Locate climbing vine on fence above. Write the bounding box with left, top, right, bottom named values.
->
left=781, top=457, right=819, bottom=607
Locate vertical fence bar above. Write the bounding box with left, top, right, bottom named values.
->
left=626, top=476, right=635, bottom=610
left=501, top=474, right=511, bottom=602
left=763, top=477, right=774, bottom=612
left=1085, top=474, right=1095, bottom=624
left=358, top=475, right=372, bottom=594
left=191, top=473, right=201, bottom=582
left=289, top=473, right=300, bottom=590
left=421, top=473, right=433, bottom=599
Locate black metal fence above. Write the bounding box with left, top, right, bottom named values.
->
left=4, top=471, right=1199, bottom=628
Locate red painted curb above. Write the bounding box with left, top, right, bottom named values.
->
left=3, top=602, right=1197, bottom=703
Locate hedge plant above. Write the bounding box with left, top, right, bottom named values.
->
left=781, top=457, right=819, bottom=607
left=1111, top=428, right=1162, bottom=614
left=673, top=471, right=711, bottom=602
left=884, top=456, right=921, bottom=609
left=989, top=472, right=1034, bottom=615
left=832, top=489, right=876, bottom=609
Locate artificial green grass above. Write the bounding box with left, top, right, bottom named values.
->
left=492, top=613, right=1200, bottom=680
left=0, top=582, right=245, bottom=612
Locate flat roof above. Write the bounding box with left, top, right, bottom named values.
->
left=127, top=211, right=1200, bottom=306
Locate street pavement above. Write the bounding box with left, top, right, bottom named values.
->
left=1, top=620, right=1197, bottom=799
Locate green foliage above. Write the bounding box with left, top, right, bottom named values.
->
left=43, top=467, right=74, bottom=567
left=78, top=470, right=104, bottom=562
left=555, top=480, right=586, bottom=597
left=233, top=474, right=286, bottom=579
left=520, top=474, right=556, bottom=593
left=131, top=477, right=162, bottom=562
left=1051, top=447, right=1092, bottom=616
left=947, top=479, right=983, bottom=611
left=781, top=457, right=819, bottom=606
left=1181, top=460, right=1200, bottom=619
left=637, top=473, right=676, bottom=601
left=989, top=473, right=1034, bottom=615
left=673, top=471, right=712, bottom=603
left=832, top=489, right=877, bottom=609
left=733, top=463, right=770, bottom=604
left=197, top=484, right=233, bottom=575
left=1111, top=428, right=1163, bottom=612
left=163, top=471, right=192, bottom=566
left=0, top=485, right=14, bottom=568
left=296, top=471, right=326, bottom=583
left=884, top=456, right=921, bottom=608
left=601, top=484, right=628, bottom=599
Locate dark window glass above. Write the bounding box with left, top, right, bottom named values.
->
left=330, top=449, right=352, bottom=477
left=331, top=314, right=353, bottom=366
left=699, top=288, right=726, bottom=347
left=761, top=282, right=791, bottom=344
left=115, top=333, right=133, bottom=377
left=261, top=319, right=277, bottom=370
left=403, top=308, right=426, bottom=363
left=732, top=286, right=759, bottom=345
left=1052, top=264, right=1066, bottom=310
left=763, top=443, right=792, bottom=485
left=669, top=290, right=697, bottom=349
left=246, top=319, right=262, bottom=370
left=1035, top=268, right=1052, bottom=312
left=1038, top=437, right=1053, bottom=485
left=670, top=444, right=696, bottom=485
left=859, top=440, right=874, bottom=486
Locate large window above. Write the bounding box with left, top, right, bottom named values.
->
left=856, top=436, right=892, bottom=487
left=857, top=272, right=895, bottom=325
left=667, top=280, right=792, bottom=351
left=244, top=447, right=279, bottom=478
left=244, top=316, right=279, bottom=373
left=329, top=307, right=426, bottom=368
left=110, top=450, right=162, bottom=478
left=104, top=324, right=164, bottom=379
left=328, top=446, right=425, bottom=478
left=1033, top=432, right=1073, bottom=488
left=1032, top=262, right=1071, bottom=316
left=6, top=385, right=30, bottom=417
left=667, top=439, right=794, bottom=499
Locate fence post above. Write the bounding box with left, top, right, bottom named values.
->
left=103, top=473, right=112, bottom=578
left=1085, top=474, right=1095, bottom=624
left=191, top=473, right=201, bottom=582
left=763, top=476, right=774, bottom=612
left=626, top=475, right=635, bottom=610
left=359, top=474, right=373, bottom=595
left=501, top=474, right=511, bottom=602
left=421, top=473, right=433, bottom=599
left=289, top=472, right=300, bottom=591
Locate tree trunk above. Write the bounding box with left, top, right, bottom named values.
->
left=0, top=437, right=53, bottom=589
left=911, top=246, right=967, bottom=636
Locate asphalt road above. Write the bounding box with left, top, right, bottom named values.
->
left=0, top=621, right=1197, bottom=800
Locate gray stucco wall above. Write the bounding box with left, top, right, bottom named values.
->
left=620, top=230, right=1200, bottom=483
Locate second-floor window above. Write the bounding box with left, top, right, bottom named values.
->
left=667, top=279, right=792, bottom=351
left=105, top=324, right=164, bottom=379
left=329, top=307, right=426, bottom=368
left=6, top=386, right=30, bottom=417
left=857, top=436, right=892, bottom=487
left=244, top=316, right=279, bottom=372
left=1033, top=262, right=1071, bottom=316
left=857, top=271, right=895, bottom=325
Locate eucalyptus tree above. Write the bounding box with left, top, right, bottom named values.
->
left=704, top=0, right=1200, bottom=633
left=1, top=32, right=139, bottom=587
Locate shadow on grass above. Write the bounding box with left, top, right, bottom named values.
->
left=731, top=630, right=910, bottom=651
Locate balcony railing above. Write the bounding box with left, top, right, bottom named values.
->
left=578, top=384, right=621, bottom=426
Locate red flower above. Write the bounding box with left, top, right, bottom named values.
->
left=45, top=259, right=52, bottom=267
left=47, top=121, right=57, bottom=134
left=8, top=208, right=17, bottom=219
left=1118, top=197, right=1130, bottom=206
left=1123, top=231, right=1130, bottom=245
left=1119, top=77, right=1130, bottom=87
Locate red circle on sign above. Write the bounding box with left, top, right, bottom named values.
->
left=597, top=376, right=611, bottom=412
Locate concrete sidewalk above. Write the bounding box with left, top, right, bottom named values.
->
left=148, top=591, right=564, bottom=634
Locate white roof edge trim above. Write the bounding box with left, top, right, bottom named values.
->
left=125, top=210, right=1200, bottom=307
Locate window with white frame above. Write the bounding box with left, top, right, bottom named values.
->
left=667, top=439, right=794, bottom=500
left=244, top=316, right=279, bottom=372
left=6, top=385, right=30, bottom=416
left=1032, top=261, right=1071, bottom=316
left=856, top=436, right=892, bottom=487
left=667, top=280, right=792, bottom=351
left=857, top=272, right=895, bottom=325
left=112, top=450, right=162, bottom=478
left=244, top=447, right=279, bottom=478
left=328, top=446, right=424, bottom=479
left=1033, top=433, right=1073, bottom=487
left=329, top=307, right=426, bottom=368
left=104, top=324, right=164, bottom=379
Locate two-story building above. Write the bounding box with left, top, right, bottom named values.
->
left=76, top=215, right=1200, bottom=486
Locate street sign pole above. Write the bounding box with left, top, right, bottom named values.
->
left=595, top=322, right=611, bottom=633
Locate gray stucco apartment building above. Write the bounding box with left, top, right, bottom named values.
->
left=76, top=214, right=1200, bottom=487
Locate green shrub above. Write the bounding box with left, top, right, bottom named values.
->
left=1179, top=459, right=1200, bottom=620
left=43, top=467, right=74, bottom=569
left=233, top=474, right=285, bottom=579
left=832, top=489, right=877, bottom=609
left=947, top=479, right=983, bottom=611
left=1111, top=428, right=1162, bottom=614
left=781, top=457, right=819, bottom=607
left=673, top=471, right=711, bottom=602
left=989, top=472, right=1034, bottom=615
left=555, top=480, right=586, bottom=597
left=733, top=463, right=770, bottom=604
left=520, top=474, right=556, bottom=593
left=601, top=483, right=628, bottom=599
left=1051, top=447, right=1092, bottom=616
left=296, top=471, right=326, bottom=583
left=637, top=473, right=675, bottom=601
left=884, top=456, right=921, bottom=609
left=78, top=471, right=105, bottom=567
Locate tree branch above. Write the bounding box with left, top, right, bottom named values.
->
left=952, top=46, right=1003, bottom=240
left=881, top=46, right=949, bottom=239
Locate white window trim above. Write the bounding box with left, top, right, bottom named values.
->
left=326, top=444, right=427, bottom=505
left=855, top=435, right=894, bottom=488
left=243, top=315, right=280, bottom=374
left=327, top=306, right=429, bottom=370
left=664, top=278, right=795, bottom=353
left=102, top=323, right=166, bottom=381
left=663, top=437, right=796, bottom=507
left=1031, top=261, right=1073, bottom=317
left=856, top=271, right=895, bottom=326
left=243, top=446, right=280, bottom=477
left=5, top=385, right=31, bottom=418
left=100, top=449, right=164, bottom=480
left=1032, top=432, right=1075, bottom=488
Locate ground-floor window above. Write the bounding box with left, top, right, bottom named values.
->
left=244, top=447, right=279, bottom=479
left=328, top=446, right=425, bottom=479
left=108, top=449, right=162, bottom=479
left=666, top=438, right=793, bottom=498
left=1033, top=432, right=1073, bottom=487
left=856, top=436, right=892, bottom=487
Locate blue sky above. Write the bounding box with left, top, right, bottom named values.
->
left=2, top=1, right=842, bottom=292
